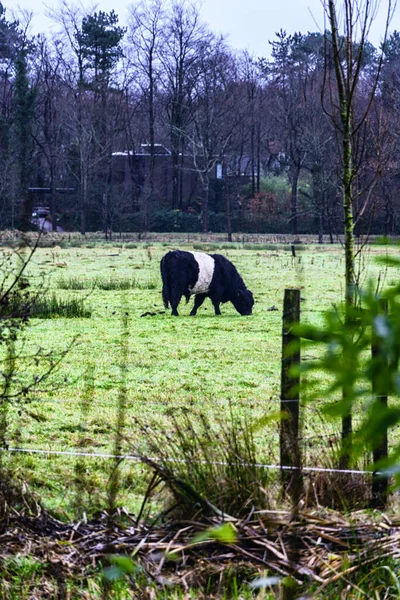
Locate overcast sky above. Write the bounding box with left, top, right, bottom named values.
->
left=7, top=0, right=400, bottom=58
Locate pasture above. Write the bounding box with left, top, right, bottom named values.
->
left=1, top=238, right=398, bottom=519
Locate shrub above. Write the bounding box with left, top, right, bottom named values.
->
left=207, top=211, right=227, bottom=233
left=149, top=209, right=201, bottom=233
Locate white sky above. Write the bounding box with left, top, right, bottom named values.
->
left=7, top=0, right=400, bottom=58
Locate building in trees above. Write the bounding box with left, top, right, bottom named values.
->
left=111, top=143, right=224, bottom=214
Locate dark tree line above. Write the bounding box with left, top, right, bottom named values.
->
left=0, top=0, right=399, bottom=237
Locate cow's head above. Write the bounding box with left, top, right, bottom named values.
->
left=232, top=288, right=254, bottom=315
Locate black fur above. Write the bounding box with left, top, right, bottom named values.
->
left=160, top=250, right=254, bottom=316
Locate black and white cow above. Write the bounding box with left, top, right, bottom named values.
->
left=160, top=249, right=254, bottom=316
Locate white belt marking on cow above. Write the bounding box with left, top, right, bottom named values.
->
left=189, top=252, right=215, bottom=294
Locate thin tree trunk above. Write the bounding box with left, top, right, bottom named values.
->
left=202, top=178, right=209, bottom=233
left=328, top=0, right=356, bottom=469
left=171, top=150, right=179, bottom=210
left=50, top=177, right=56, bottom=233
left=250, top=119, right=255, bottom=198
left=226, top=187, right=232, bottom=242
left=80, top=170, right=87, bottom=235
left=179, top=149, right=184, bottom=210
left=102, top=190, right=109, bottom=239
left=149, top=50, right=155, bottom=202
left=290, top=165, right=300, bottom=237
left=313, top=168, right=324, bottom=243
left=339, top=127, right=356, bottom=469
left=256, top=121, right=261, bottom=194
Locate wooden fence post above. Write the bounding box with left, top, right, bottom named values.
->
left=280, top=288, right=303, bottom=502
left=371, top=298, right=389, bottom=509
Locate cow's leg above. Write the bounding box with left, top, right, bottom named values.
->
left=169, top=285, right=184, bottom=316
left=190, top=294, right=206, bottom=316
left=170, top=292, right=181, bottom=316
left=212, top=300, right=221, bottom=315
left=171, top=305, right=179, bottom=316
left=208, top=291, right=222, bottom=315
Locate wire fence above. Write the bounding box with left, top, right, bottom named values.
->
left=4, top=447, right=385, bottom=476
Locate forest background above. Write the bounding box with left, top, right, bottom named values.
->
left=2, top=0, right=400, bottom=240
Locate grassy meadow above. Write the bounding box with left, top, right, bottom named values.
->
left=2, top=237, right=399, bottom=519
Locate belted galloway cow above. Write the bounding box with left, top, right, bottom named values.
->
left=160, top=249, right=254, bottom=316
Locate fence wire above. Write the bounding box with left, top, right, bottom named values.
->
left=4, top=446, right=386, bottom=476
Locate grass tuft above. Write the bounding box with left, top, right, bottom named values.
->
left=30, top=293, right=92, bottom=318
left=94, top=277, right=135, bottom=291
left=136, top=406, right=272, bottom=519
left=56, top=276, right=90, bottom=290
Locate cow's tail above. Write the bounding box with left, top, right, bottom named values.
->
left=160, top=254, right=170, bottom=309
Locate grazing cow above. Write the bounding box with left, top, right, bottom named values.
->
left=160, top=249, right=254, bottom=316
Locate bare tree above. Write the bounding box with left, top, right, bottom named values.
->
left=186, top=38, right=237, bottom=232
left=127, top=0, right=165, bottom=230
left=264, top=31, right=324, bottom=237
left=240, top=52, right=259, bottom=199
left=323, top=0, right=395, bottom=467
left=32, top=38, right=66, bottom=231
left=159, top=1, right=213, bottom=210
left=49, top=2, right=126, bottom=234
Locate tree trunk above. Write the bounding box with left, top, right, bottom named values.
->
left=202, top=178, right=209, bottom=233
left=226, top=187, right=232, bottom=242
left=290, top=164, right=300, bottom=237
left=328, top=0, right=356, bottom=470
left=250, top=119, right=255, bottom=198
left=312, top=168, right=324, bottom=243
left=171, top=150, right=179, bottom=210
left=149, top=51, right=155, bottom=203
left=339, top=125, right=356, bottom=469
left=179, top=149, right=184, bottom=210
left=80, top=170, right=87, bottom=235
left=50, top=177, right=56, bottom=233
left=102, top=190, right=109, bottom=239
left=256, top=121, right=261, bottom=194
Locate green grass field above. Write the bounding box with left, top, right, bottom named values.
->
left=1, top=239, right=399, bottom=519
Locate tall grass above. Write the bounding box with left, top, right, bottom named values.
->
left=135, top=406, right=273, bottom=518
left=30, top=293, right=92, bottom=318
left=57, top=276, right=158, bottom=291
left=95, top=277, right=135, bottom=291
left=56, top=276, right=89, bottom=290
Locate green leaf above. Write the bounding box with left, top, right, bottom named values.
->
left=103, top=554, right=142, bottom=582
left=191, top=522, right=237, bottom=545
left=251, top=412, right=281, bottom=432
